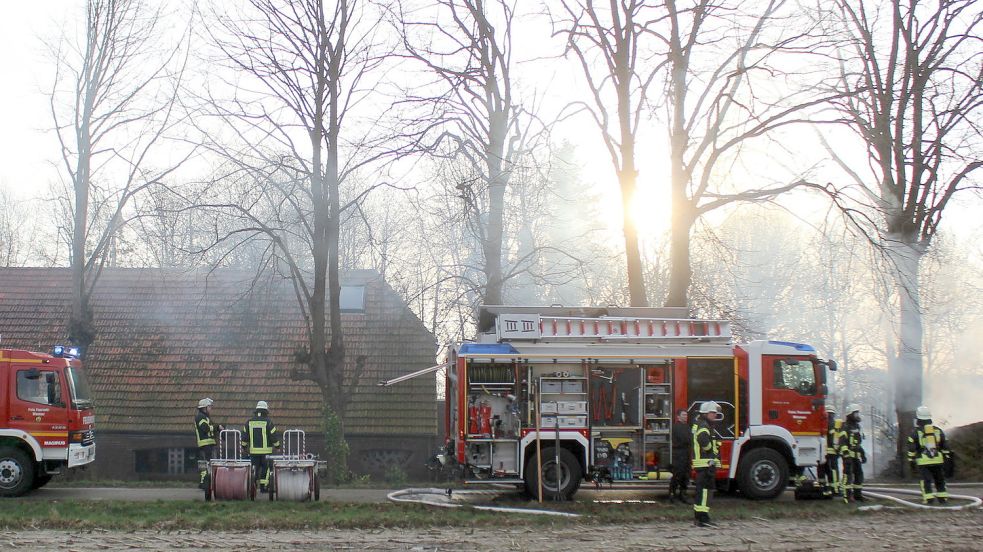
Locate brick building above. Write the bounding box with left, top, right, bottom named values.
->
left=0, top=267, right=438, bottom=480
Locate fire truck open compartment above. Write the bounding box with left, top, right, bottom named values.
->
left=441, top=306, right=837, bottom=501
left=459, top=357, right=684, bottom=496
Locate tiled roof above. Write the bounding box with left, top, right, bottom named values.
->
left=0, top=267, right=437, bottom=435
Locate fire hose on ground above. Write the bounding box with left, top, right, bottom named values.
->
left=387, top=488, right=579, bottom=517
left=858, top=484, right=982, bottom=511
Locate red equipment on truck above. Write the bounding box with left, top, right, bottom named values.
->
left=437, top=306, right=837, bottom=500
left=0, top=346, right=96, bottom=497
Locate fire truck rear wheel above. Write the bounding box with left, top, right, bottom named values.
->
left=738, top=447, right=788, bottom=500
left=0, top=447, right=34, bottom=497
left=523, top=447, right=581, bottom=501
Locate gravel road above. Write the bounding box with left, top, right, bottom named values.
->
left=2, top=510, right=981, bottom=551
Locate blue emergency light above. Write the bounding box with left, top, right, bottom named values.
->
left=52, top=345, right=81, bottom=359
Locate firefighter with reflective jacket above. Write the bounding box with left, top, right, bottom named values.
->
left=194, top=398, right=222, bottom=489
left=243, top=400, right=280, bottom=492
left=907, top=406, right=950, bottom=504
left=692, top=401, right=722, bottom=527
left=838, top=404, right=866, bottom=502
left=822, top=405, right=843, bottom=497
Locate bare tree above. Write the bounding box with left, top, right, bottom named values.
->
left=658, top=0, right=837, bottom=307
left=822, top=0, right=982, bottom=472
left=196, top=0, right=401, bottom=474
left=396, top=0, right=542, bottom=330
left=48, top=0, right=191, bottom=348
left=554, top=0, right=657, bottom=307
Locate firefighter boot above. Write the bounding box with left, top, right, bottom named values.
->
left=677, top=491, right=689, bottom=504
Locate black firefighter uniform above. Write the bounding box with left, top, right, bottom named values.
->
left=838, top=421, right=865, bottom=502
left=244, top=415, right=280, bottom=488
left=907, top=423, right=950, bottom=503
left=195, top=409, right=217, bottom=486
left=692, top=419, right=720, bottom=523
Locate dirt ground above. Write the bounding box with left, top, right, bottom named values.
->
left=3, top=510, right=981, bottom=551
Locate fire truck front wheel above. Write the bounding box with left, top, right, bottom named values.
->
left=737, top=447, right=789, bottom=500
left=0, top=446, right=35, bottom=497
left=523, top=447, right=582, bottom=501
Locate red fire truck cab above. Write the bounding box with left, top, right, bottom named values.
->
left=0, top=347, right=96, bottom=497
left=444, top=307, right=836, bottom=500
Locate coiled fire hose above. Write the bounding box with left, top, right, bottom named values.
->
left=387, top=487, right=579, bottom=517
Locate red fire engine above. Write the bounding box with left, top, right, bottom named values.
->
left=441, top=306, right=836, bottom=500
left=0, top=346, right=96, bottom=496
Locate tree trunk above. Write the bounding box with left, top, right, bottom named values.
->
left=477, top=113, right=509, bottom=332
left=665, top=200, right=693, bottom=308
left=664, top=34, right=689, bottom=309
left=887, top=236, right=925, bottom=478
left=620, top=168, right=648, bottom=307
left=70, top=108, right=94, bottom=349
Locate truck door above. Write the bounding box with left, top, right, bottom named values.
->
left=8, top=366, right=69, bottom=449
left=761, top=357, right=824, bottom=435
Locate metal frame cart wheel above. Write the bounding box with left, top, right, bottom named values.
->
left=200, top=429, right=256, bottom=501
left=268, top=429, right=326, bottom=501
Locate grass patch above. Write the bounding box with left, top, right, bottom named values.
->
left=0, top=495, right=920, bottom=531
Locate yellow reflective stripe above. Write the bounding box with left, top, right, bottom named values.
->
left=248, top=420, right=272, bottom=454
left=0, top=356, right=44, bottom=364
left=694, top=489, right=710, bottom=513
left=196, top=417, right=215, bottom=447
left=30, top=432, right=69, bottom=438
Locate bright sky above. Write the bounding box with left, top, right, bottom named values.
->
left=0, top=3, right=73, bottom=199
left=0, top=2, right=978, bottom=244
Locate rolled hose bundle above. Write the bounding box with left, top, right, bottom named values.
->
left=213, top=466, right=251, bottom=500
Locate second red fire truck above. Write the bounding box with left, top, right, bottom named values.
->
left=0, top=346, right=96, bottom=497
left=439, top=306, right=836, bottom=500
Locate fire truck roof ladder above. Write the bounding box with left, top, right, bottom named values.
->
left=493, top=311, right=731, bottom=344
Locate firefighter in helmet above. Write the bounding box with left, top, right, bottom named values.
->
left=194, top=398, right=222, bottom=490
left=243, top=400, right=280, bottom=492
left=838, top=404, right=866, bottom=503
left=906, top=406, right=950, bottom=504
left=692, top=401, right=722, bottom=527
left=821, top=404, right=843, bottom=497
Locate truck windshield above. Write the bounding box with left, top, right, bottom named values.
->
left=66, top=366, right=93, bottom=410
left=772, top=358, right=817, bottom=395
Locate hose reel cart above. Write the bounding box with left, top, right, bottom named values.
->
left=202, top=429, right=256, bottom=501
left=268, top=429, right=325, bottom=501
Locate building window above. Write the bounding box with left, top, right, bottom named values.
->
left=135, top=448, right=199, bottom=475
left=168, top=448, right=185, bottom=474
left=340, top=285, right=366, bottom=312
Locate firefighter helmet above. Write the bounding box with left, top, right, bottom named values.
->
left=256, top=400, right=269, bottom=411
left=699, top=401, right=721, bottom=415
left=825, top=404, right=836, bottom=414
left=198, top=397, right=213, bottom=409
left=916, top=406, right=932, bottom=420
left=846, top=404, right=861, bottom=416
